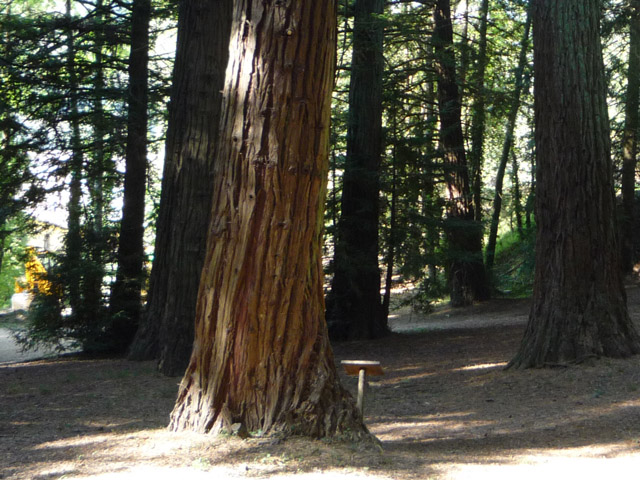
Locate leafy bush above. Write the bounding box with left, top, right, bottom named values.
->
left=490, top=226, right=536, bottom=297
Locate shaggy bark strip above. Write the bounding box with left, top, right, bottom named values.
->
left=169, top=0, right=368, bottom=438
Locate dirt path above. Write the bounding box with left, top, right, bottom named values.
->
left=2, top=289, right=640, bottom=479
left=0, top=328, right=65, bottom=365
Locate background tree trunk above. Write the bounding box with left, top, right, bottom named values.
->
left=169, top=0, right=369, bottom=439
left=468, top=0, right=489, bottom=223
left=128, top=0, right=232, bottom=376
left=621, top=0, right=640, bottom=274
left=64, top=0, right=84, bottom=319
left=326, top=0, right=388, bottom=340
left=485, top=5, right=531, bottom=272
left=84, top=0, right=107, bottom=325
left=432, top=0, right=490, bottom=307
left=109, top=0, right=151, bottom=352
left=509, top=0, right=640, bottom=368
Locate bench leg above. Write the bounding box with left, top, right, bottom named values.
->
left=357, top=368, right=366, bottom=415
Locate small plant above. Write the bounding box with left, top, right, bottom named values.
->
left=192, top=457, right=211, bottom=470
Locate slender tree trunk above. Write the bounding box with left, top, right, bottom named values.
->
left=169, top=0, right=369, bottom=439
left=525, top=149, right=534, bottom=229
left=511, top=150, right=524, bottom=238
left=509, top=0, right=640, bottom=368
left=110, top=0, right=151, bottom=351
left=326, top=0, right=388, bottom=340
left=621, top=0, right=640, bottom=274
left=64, top=0, right=83, bottom=316
left=383, top=114, right=398, bottom=316
left=458, top=0, right=470, bottom=103
left=129, top=0, right=233, bottom=376
left=432, top=0, right=490, bottom=307
left=485, top=5, right=531, bottom=272
left=84, top=0, right=107, bottom=321
left=468, top=0, right=489, bottom=222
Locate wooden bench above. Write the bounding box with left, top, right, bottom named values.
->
left=340, top=360, right=384, bottom=416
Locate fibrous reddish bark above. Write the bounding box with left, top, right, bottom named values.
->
left=169, top=0, right=368, bottom=438
left=509, top=0, right=640, bottom=368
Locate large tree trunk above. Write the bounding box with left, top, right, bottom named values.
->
left=326, top=0, right=388, bottom=340
left=128, top=0, right=232, bottom=376
left=509, top=0, right=640, bottom=368
left=485, top=5, right=531, bottom=272
left=109, top=0, right=151, bottom=351
left=169, top=0, right=369, bottom=439
left=621, top=0, right=640, bottom=274
left=432, top=0, right=489, bottom=307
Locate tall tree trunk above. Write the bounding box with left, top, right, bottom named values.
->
left=84, top=0, right=107, bottom=322
left=169, top=0, right=369, bottom=439
left=432, top=0, right=490, bottom=307
left=129, top=0, right=233, bottom=376
left=458, top=0, right=470, bottom=103
left=508, top=0, right=640, bottom=368
left=109, top=0, right=151, bottom=351
left=383, top=114, right=398, bottom=316
left=64, top=0, right=84, bottom=317
left=326, top=0, right=387, bottom=340
left=468, top=0, right=489, bottom=222
left=485, top=5, right=531, bottom=272
left=621, top=0, right=640, bottom=274
left=525, top=149, right=535, bottom=229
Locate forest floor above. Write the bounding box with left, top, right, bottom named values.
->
left=3, top=286, right=640, bottom=479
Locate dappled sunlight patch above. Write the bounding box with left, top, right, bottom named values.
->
left=370, top=413, right=496, bottom=442
left=454, top=362, right=507, bottom=372
left=434, top=443, right=640, bottom=479
left=376, top=371, right=436, bottom=385
left=61, top=465, right=398, bottom=479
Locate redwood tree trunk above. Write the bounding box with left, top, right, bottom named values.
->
left=509, top=0, right=640, bottom=368
left=432, top=0, right=489, bottom=307
left=169, top=0, right=368, bottom=438
left=110, top=0, right=151, bottom=351
left=621, top=0, right=640, bottom=274
left=128, top=0, right=232, bottom=376
left=326, top=0, right=387, bottom=340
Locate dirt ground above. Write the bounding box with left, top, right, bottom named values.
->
left=3, top=288, right=640, bottom=479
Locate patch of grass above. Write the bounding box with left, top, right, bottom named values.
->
left=192, top=457, right=212, bottom=470
left=5, top=381, right=28, bottom=395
